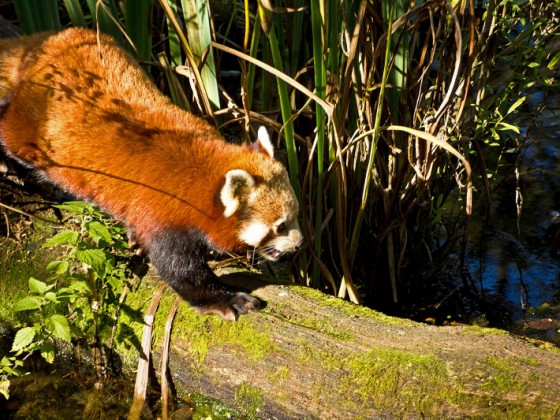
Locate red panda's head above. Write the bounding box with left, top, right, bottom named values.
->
left=220, top=128, right=303, bottom=260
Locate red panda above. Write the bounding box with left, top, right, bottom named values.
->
left=0, top=28, right=303, bottom=321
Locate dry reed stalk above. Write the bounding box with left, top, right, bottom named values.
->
left=128, top=281, right=167, bottom=420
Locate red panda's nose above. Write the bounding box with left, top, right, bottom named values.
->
left=295, top=238, right=304, bottom=251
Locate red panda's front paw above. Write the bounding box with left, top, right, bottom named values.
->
left=194, top=292, right=263, bottom=321
left=229, top=292, right=263, bottom=316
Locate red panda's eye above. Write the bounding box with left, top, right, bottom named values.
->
left=277, top=222, right=286, bottom=233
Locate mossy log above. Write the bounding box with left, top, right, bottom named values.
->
left=131, top=269, right=560, bottom=419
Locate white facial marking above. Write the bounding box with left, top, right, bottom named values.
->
left=239, top=220, right=270, bottom=247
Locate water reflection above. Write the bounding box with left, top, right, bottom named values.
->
left=466, top=92, right=560, bottom=344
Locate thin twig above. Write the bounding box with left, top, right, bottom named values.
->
left=161, top=296, right=181, bottom=420
left=209, top=41, right=334, bottom=118
left=128, top=281, right=167, bottom=420
left=0, top=201, right=62, bottom=225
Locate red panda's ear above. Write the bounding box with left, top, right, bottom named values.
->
left=256, top=126, right=274, bottom=158
left=220, top=169, right=256, bottom=217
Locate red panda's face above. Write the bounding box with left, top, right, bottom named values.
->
left=220, top=167, right=303, bottom=260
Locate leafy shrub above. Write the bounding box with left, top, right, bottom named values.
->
left=1, top=201, right=144, bottom=398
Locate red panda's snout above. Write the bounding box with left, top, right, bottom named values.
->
left=258, top=219, right=304, bottom=261
left=238, top=216, right=303, bottom=261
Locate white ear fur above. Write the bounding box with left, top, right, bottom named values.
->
left=257, top=126, right=274, bottom=158
left=221, top=169, right=255, bottom=218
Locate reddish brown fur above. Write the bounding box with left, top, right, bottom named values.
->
left=0, top=28, right=285, bottom=252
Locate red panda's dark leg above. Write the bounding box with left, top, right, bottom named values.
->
left=147, top=227, right=262, bottom=321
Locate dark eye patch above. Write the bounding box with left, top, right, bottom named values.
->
left=276, top=222, right=286, bottom=233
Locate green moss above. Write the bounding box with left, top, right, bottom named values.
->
left=314, top=348, right=347, bottom=371
left=116, top=278, right=275, bottom=368
left=334, top=347, right=553, bottom=418
left=295, top=338, right=314, bottom=364
left=264, top=306, right=354, bottom=341
left=270, top=365, right=290, bottom=385
left=290, top=285, right=417, bottom=327
left=341, top=347, right=455, bottom=416
left=482, top=356, right=532, bottom=395
left=188, top=391, right=240, bottom=419
left=462, top=325, right=509, bottom=337
left=517, top=356, right=540, bottom=367
left=234, top=381, right=264, bottom=418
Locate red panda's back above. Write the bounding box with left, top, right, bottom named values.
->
left=0, top=29, right=227, bottom=235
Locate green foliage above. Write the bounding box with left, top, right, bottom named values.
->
left=13, top=0, right=61, bottom=33
left=2, top=202, right=141, bottom=399
left=180, top=0, right=220, bottom=110
left=125, top=0, right=153, bottom=61
left=469, top=0, right=558, bottom=173
left=0, top=355, right=24, bottom=399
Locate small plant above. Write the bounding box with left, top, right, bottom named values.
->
left=2, top=201, right=143, bottom=398
left=11, top=277, right=72, bottom=362
left=0, top=356, right=23, bottom=399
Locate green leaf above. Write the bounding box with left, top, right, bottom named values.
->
left=62, top=0, right=86, bottom=27
left=0, top=380, right=10, bottom=399
left=70, top=279, right=91, bottom=294
left=76, top=249, right=109, bottom=276
left=86, top=221, right=113, bottom=244
left=181, top=0, right=220, bottom=110
left=13, top=0, right=60, bottom=34
left=125, top=0, right=153, bottom=61
left=1, top=364, right=21, bottom=376
left=44, top=292, right=58, bottom=303
left=11, top=327, right=36, bottom=352
left=547, top=51, right=560, bottom=70
left=498, top=122, right=520, bottom=133
left=28, top=277, right=46, bottom=294
left=47, top=315, right=71, bottom=343
left=55, top=287, right=77, bottom=302
left=28, top=277, right=53, bottom=294
left=46, top=261, right=70, bottom=275
left=12, top=296, right=43, bottom=311
left=40, top=342, right=55, bottom=364
left=43, top=230, right=80, bottom=248
left=506, top=96, right=526, bottom=116
left=53, top=201, right=91, bottom=214
left=106, top=276, right=121, bottom=290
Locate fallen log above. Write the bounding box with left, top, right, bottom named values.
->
left=126, top=269, right=560, bottom=418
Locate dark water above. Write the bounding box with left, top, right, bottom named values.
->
left=465, top=91, right=560, bottom=343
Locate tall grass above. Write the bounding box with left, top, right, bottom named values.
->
left=7, top=0, right=559, bottom=310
